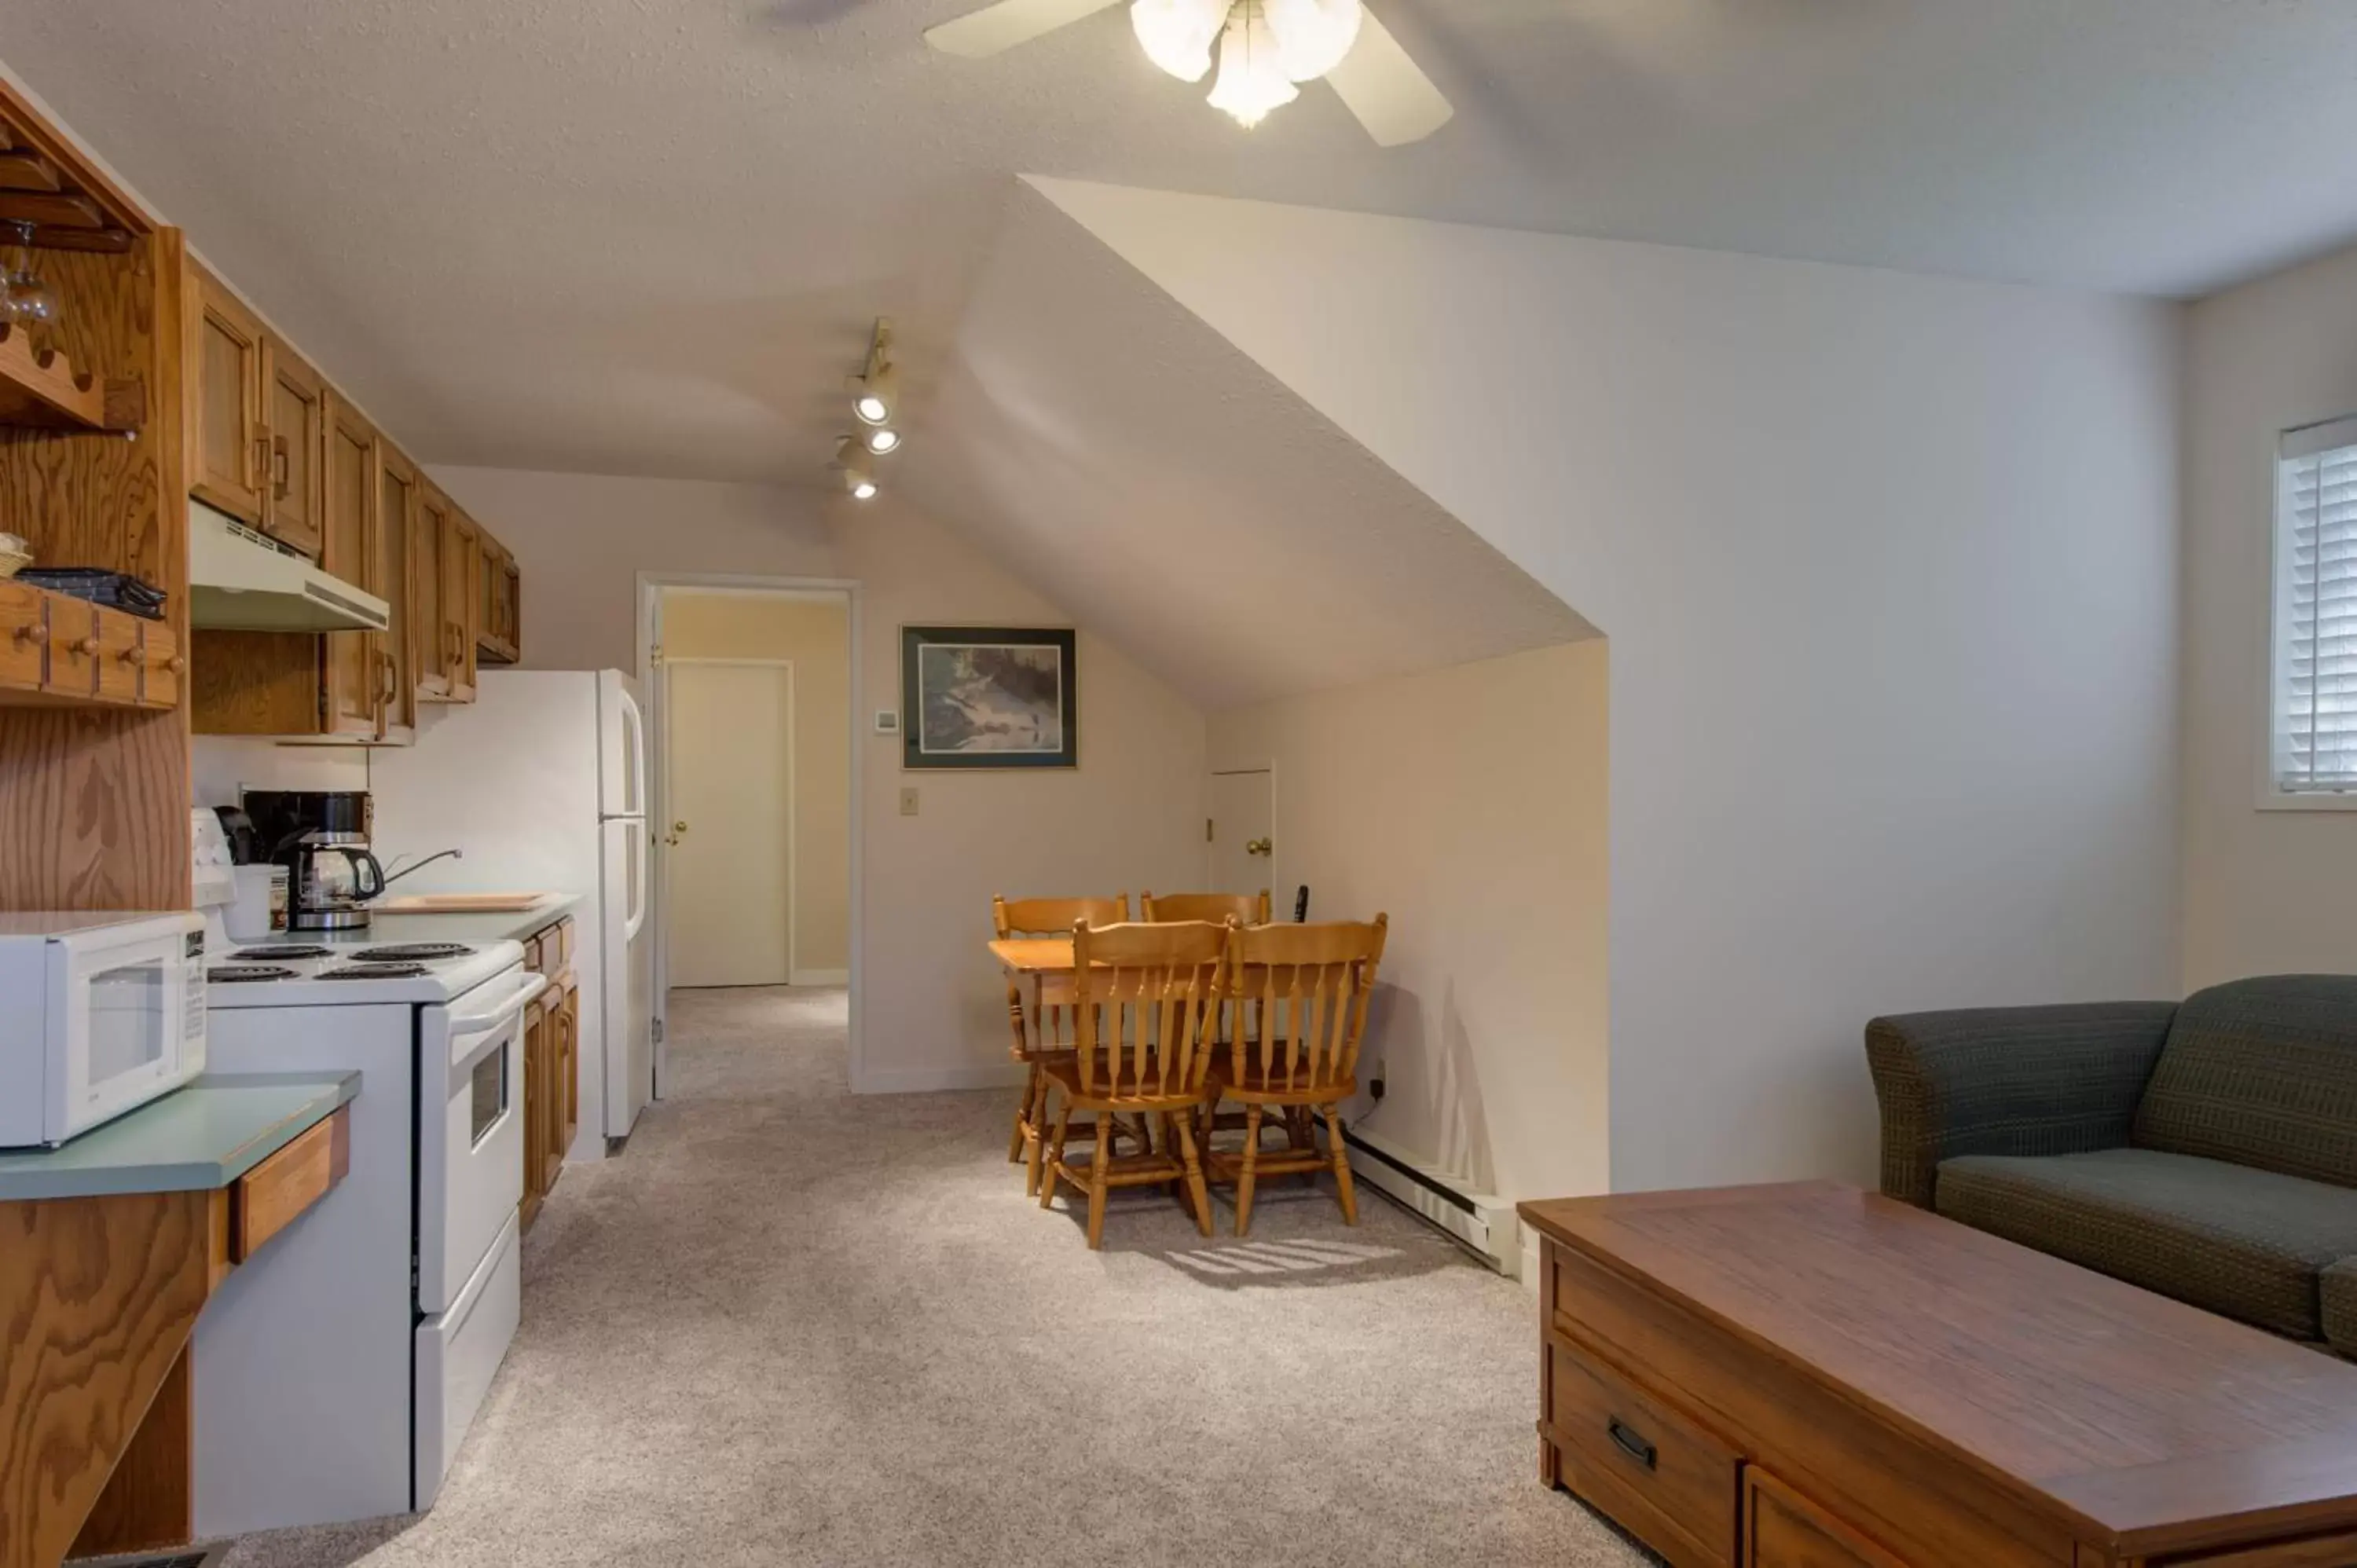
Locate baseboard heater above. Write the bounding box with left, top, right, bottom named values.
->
left=1342, top=1123, right=1520, bottom=1279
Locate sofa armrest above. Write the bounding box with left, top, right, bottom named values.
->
left=1864, top=1002, right=2177, bottom=1208
left=2322, top=1258, right=2357, bottom=1357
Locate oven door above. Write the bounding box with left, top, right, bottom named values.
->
left=416, top=965, right=546, bottom=1314
left=52, top=915, right=205, bottom=1145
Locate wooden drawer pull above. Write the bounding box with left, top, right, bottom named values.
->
left=115, top=644, right=139, bottom=664
left=71, top=636, right=97, bottom=657
left=1607, top=1418, right=1657, bottom=1471
left=166, top=654, right=185, bottom=672
left=10, top=624, right=35, bottom=646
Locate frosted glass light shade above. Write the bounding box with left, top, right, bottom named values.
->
left=1204, top=5, right=1299, bottom=126
left=1262, top=0, right=1361, bottom=82
left=1131, top=0, right=1227, bottom=83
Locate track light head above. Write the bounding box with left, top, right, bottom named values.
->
left=865, top=427, right=901, bottom=455
left=851, top=318, right=900, bottom=427
left=835, top=436, right=878, bottom=500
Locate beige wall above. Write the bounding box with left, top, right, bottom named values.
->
left=2183, top=243, right=2357, bottom=987
left=1208, top=642, right=1610, bottom=1204
left=660, top=592, right=852, bottom=977
left=428, top=465, right=1208, bottom=1091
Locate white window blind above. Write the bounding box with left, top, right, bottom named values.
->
left=2275, top=416, right=2357, bottom=792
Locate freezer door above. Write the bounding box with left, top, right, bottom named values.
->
left=599, top=670, right=647, bottom=820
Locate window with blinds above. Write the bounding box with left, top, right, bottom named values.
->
left=2275, top=416, right=2357, bottom=793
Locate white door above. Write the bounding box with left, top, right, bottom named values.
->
left=1209, top=768, right=1274, bottom=905
left=665, top=661, right=794, bottom=988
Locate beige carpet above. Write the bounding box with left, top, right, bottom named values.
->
left=220, top=986, right=1644, bottom=1568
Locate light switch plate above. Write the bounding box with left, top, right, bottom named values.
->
left=874, top=710, right=900, bottom=735
left=899, top=786, right=919, bottom=816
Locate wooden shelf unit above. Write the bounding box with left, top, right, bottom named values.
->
left=0, top=75, right=188, bottom=913
left=0, top=322, right=107, bottom=429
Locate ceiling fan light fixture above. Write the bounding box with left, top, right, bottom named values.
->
left=1131, top=0, right=1225, bottom=83
left=1205, top=4, right=1299, bottom=128
left=1261, top=0, right=1361, bottom=82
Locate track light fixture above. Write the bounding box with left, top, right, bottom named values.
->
left=864, top=427, right=901, bottom=455
left=835, top=437, right=878, bottom=500
left=850, top=319, right=900, bottom=427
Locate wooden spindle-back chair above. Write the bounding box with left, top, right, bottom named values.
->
left=995, top=893, right=1127, bottom=1194
left=1204, top=914, right=1388, bottom=1235
left=1140, top=890, right=1272, bottom=926
left=1036, top=919, right=1230, bottom=1249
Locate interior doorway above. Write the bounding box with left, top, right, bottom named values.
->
left=1208, top=767, right=1274, bottom=903
left=641, top=578, right=859, bottom=1099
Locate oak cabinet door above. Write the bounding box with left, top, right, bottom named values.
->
left=320, top=399, right=378, bottom=737
left=259, top=335, right=328, bottom=559
left=190, top=267, right=265, bottom=524
left=375, top=442, right=419, bottom=740
left=412, top=482, right=449, bottom=701
left=555, top=977, right=580, bottom=1173
left=440, top=505, right=478, bottom=703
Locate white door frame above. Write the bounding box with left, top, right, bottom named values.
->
left=638, top=573, right=863, bottom=1097
left=663, top=656, right=798, bottom=989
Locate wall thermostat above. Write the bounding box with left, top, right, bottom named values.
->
left=874, top=710, right=900, bottom=735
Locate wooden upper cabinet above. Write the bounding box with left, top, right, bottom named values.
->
left=319, top=399, right=378, bottom=738
left=375, top=441, right=419, bottom=741
left=477, top=530, right=520, bottom=665
left=412, top=482, right=451, bottom=702
left=442, top=505, right=478, bottom=703
left=259, top=335, right=328, bottom=559
left=189, top=266, right=265, bottom=526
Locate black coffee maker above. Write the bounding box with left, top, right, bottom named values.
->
left=244, top=789, right=387, bottom=932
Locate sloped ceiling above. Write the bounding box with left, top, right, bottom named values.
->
left=900, top=180, right=1593, bottom=711
left=9, top=3, right=2357, bottom=485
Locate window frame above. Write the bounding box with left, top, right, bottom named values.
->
left=2261, top=415, right=2357, bottom=811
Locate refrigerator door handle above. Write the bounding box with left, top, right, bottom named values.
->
left=622, top=816, right=649, bottom=941
left=618, top=685, right=647, bottom=819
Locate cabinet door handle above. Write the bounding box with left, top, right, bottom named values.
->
left=1606, top=1418, right=1657, bottom=1471
left=251, top=423, right=272, bottom=490
left=272, top=432, right=290, bottom=500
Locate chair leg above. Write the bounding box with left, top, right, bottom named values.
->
left=1175, top=1111, right=1213, bottom=1239
left=1025, top=1076, right=1053, bottom=1197
left=1324, top=1106, right=1358, bottom=1225
left=1010, top=1061, right=1036, bottom=1163
left=1039, top=1101, right=1072, bottom=1211
left=1236, top=1105, right=1264, bottom=1237
left=1086, top=1112, right=1113, bottom=1250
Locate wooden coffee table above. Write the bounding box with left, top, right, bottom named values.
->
left=1518, top=1182, right=2357, bottom=1568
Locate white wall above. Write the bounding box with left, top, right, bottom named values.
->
left=1210, top=643, right=1611, bottom=1204
left=2183, top=242, right=2357, bottom=988
left=1040, top=180, right=2183, bottom=1192
left=428, top=466, right=1208, bottom=1092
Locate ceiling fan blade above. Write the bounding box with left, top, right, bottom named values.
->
left=922, top=0, right=1126, bottom=58
left=1324, top=6, right=1453, bottom=146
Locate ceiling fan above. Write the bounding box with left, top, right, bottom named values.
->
left=924, top=0, right=1453, bottom=146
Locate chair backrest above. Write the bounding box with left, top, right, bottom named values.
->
left=2134, top=974, right=2357, bottom=1188
left=994, top=893, right=1128, bottom=939
left=1142, top=890, right=1272, bottom=926
left=1071, top=920, right=1230, bottom=1100
left=1229, top=916, right=1388, bottom=1093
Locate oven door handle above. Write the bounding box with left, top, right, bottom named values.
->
left=447, top=970, right=549, bottom=1069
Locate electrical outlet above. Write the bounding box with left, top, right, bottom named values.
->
left=899, top=786, right=919, bottom=817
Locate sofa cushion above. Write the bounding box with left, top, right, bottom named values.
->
left=1935, top=1148, right=2357, bottom=1339
left=2133, top=975, right=2357, bottom=1189
left=2325, top=1258, right=2357, bottom=1354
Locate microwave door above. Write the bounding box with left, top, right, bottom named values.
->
left=59, top=931, right=195, bottom=1141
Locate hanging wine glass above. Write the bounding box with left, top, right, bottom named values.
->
left=2, top=220, right=58, bottom=338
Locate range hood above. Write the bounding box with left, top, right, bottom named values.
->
left=189, top=500, right=388, bottom=633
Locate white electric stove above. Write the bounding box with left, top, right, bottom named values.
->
left=193, top=932, right=545, bottom=1537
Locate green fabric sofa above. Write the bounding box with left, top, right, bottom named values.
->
left=1865, top=975, right=2357, bottom=1350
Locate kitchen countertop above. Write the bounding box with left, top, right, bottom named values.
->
left=251, top=892, right=584, bottom=951
left=0, top=1071, right=360, bottom=1201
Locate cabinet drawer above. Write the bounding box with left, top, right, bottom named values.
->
left=231, top=1105, right=351, bottom=1262
left=522, top=932, right=545, bottom=974
left=555, top=917, right=574, bottom=967
left=96, top=606, right=141, bottom=704
left=0, top=581, right=42, bottom=688
left=43, top=599, right=98, bottom=698
left=1548, top=1332, right=1739, bottom=1566
left=141, top=620, right=182, bottom=709
left=1744, top=1469, right=1901, bottom=1568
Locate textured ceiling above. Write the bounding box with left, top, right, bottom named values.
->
left=907, top=181, right=1592, bottom=709
left=4, top=2, right=2357, bottom=485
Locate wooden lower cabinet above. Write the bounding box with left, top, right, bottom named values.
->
left=1744, top=1470, right=1901, bottom=1568
left=520, top=915, right=580, bottom=1234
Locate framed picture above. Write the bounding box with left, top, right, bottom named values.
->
left=900, top=625, right=1078, bottom=770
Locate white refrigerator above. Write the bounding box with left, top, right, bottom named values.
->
left=369, top=669, right=654, bottom=1152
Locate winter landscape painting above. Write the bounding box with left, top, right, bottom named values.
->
left=900, top=626, right=1079, bottom=770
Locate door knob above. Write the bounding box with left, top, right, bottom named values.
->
left=673, top=820, right=688, bottom=834
left=1246, top=837, right=1273, bottom=856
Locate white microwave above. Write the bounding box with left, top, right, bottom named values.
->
left=0, top=910, right=208, bottom=1148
